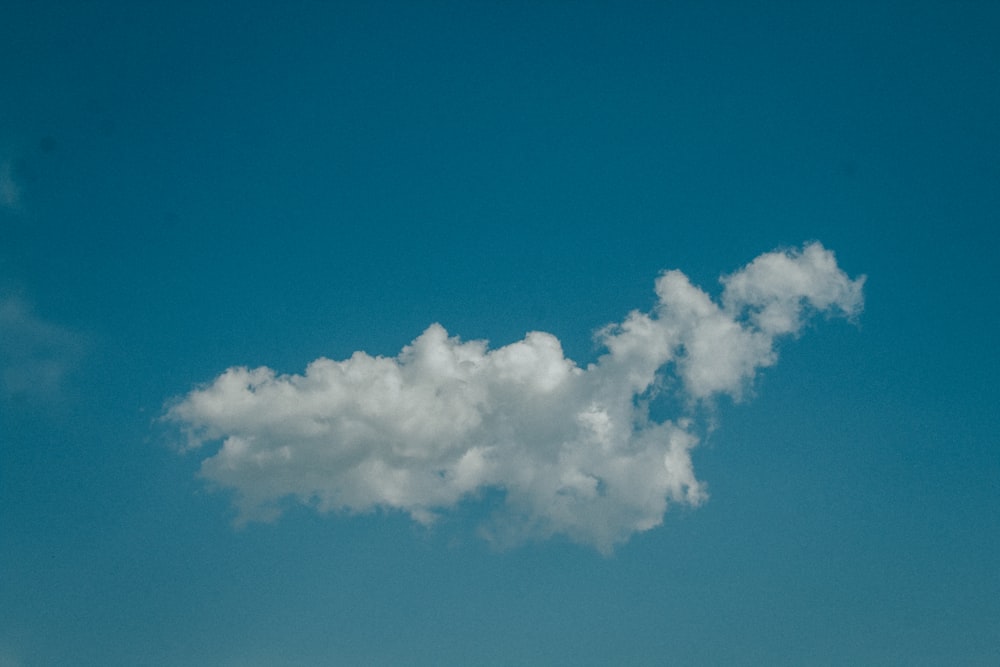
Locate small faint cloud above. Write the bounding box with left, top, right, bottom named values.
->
left=0, top=295, right=86, bottom=401
left=2, top=137, right=57, bottom=213
left=0, top=160, right=20, bottom=211
left=0, top=637, right=23, bottom=667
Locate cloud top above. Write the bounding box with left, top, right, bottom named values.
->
left=166, top=243, right=864, bottom=552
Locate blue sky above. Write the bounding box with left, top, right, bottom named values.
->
left=1, top=2, right=998, bottom=665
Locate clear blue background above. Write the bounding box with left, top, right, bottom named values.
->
left=2, top=2, right=997, bottom=665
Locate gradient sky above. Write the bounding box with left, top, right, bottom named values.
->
left=2, top=2, right=998, bottom=666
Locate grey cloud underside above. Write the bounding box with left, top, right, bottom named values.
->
left=167, top=243, right=864, bottom=552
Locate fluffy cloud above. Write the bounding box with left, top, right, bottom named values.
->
left=166, top=243, right=864, bottom=552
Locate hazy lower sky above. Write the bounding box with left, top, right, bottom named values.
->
left=2, top=2, right=998, bottom=665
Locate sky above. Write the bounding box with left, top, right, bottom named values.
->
left=1, top=2, right=998, bottom=665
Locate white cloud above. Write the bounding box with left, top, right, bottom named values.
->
left=166, top=242, right=864, bottom=552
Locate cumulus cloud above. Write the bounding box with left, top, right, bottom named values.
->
left=166, top=242, right=864, bottom=552
left=0, top=296, right=85, bottom=400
